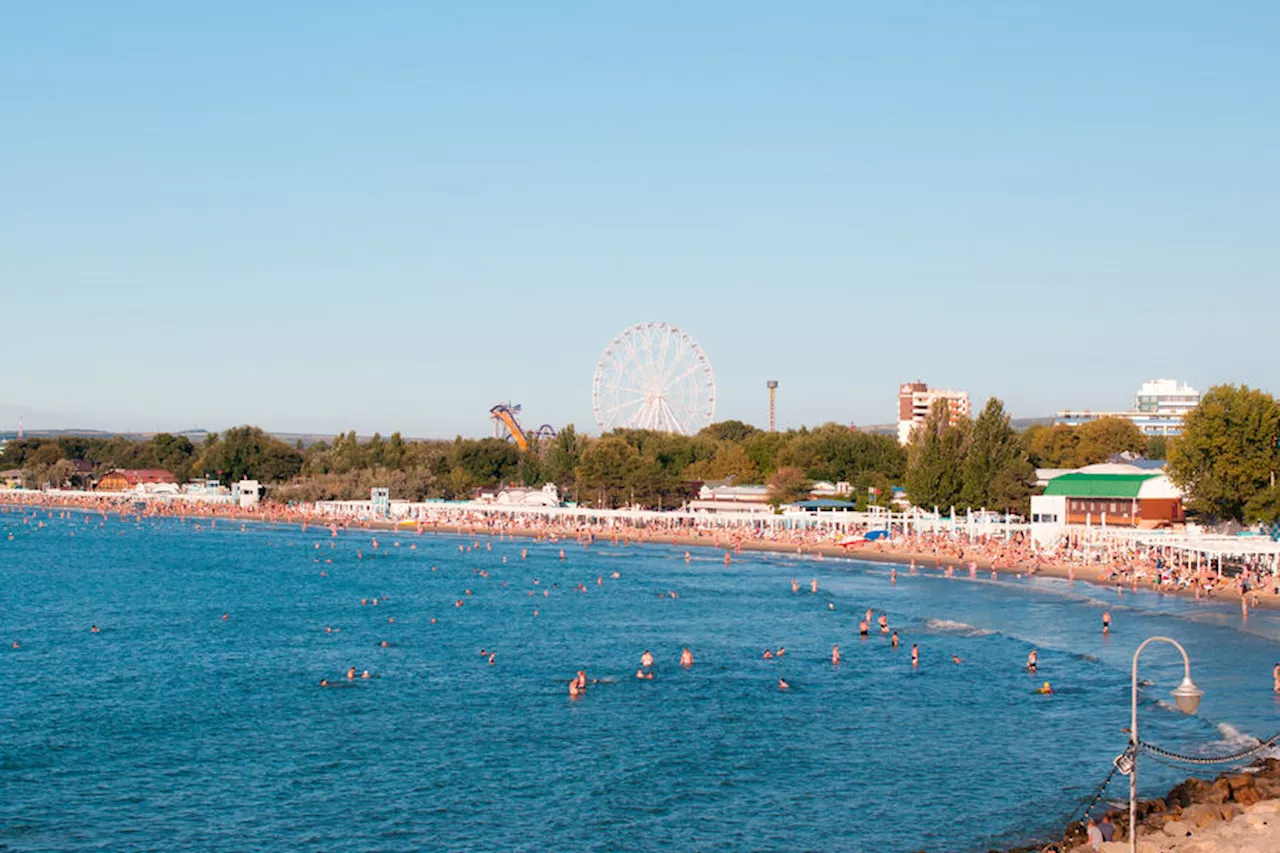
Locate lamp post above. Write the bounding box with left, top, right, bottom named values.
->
left=1129, top=637, right=1203, bottom=853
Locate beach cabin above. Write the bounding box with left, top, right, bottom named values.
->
left=1039, top=472, right=1183, bottom=528
left=96, top=469, right=178, bottom=493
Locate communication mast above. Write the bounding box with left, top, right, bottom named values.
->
left=766, top=381, right=778, bottom=432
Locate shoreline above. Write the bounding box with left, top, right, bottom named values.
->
left=4, top=491, right=1276, bottom=613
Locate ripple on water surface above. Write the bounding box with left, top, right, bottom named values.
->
left=1, top=510, right=1277, bottom=853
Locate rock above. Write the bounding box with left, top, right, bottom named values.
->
left=1226, top=772, right=1257, bottom=793
left=1162, top=820, right=1192, bottom=837
left=1182, top=803, right=1222, bottom=828
left=1142, top=812, right=1172, bottom=832
left=1099, top=841, right=1157, bottom=853
left=1168, top=778, right=1211, bottom=808
left=1236, top=785, right=1264, bottom=807
left=1205, top=777, right=1233, bottom=804
left=1221, top=802, right=1245, bottom=821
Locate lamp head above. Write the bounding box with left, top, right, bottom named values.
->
left=1171, top=676, right=1203, bottom=714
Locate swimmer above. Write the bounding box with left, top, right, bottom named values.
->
left=575, top=670, right=587, bottom=690
left=361, top=670, right=370, bottom=679
left=1102, top=611, right=1111, bottom=635
left=1027, top=649, right=1038, bottom=673
left=777, top=647, right=786, bottom=657
left=859, top=620, right=869, bottom=637
left=828, top=602, right=835, bottom=610
left=320, top=679, right=330, bottom=686
left=680, top=648, right=693, bottom=667
left=891, top=631, right=899, bottom=648
left=1037, top=681, right=1054, bottom=695
left=1273, top=663, right=1279, bottom=695
left=569, top=680, right=581, bottom=697
left=762, top=649, right=774, bottom=659
left=952, top=654, right=962, bottom=664
left=878, top=614, right=889, bottom=634
left=865, top=608, right=873, bottom=626
left=791, top=578, right=799, bottom=593
left=640, top=650, right=655, bottom=668
left=90, top=625, right=99, bottom=633
left=346, top=667, right=356, bottom=681
left=832, top=644, right=840, bottom=665
left=910, top=644, right=919, bottom=667
left=890, top=568, right=897, bottom=585
left=488, top=653, right=495, bottom=665
left=778, top=678, right=790, bottom=690
left=685, top=551, right=691, bottom=563
left=611, top=570, right=620, bottom=579
left=810, top=578, right=818, bottom=593
left=635, top=668, right=653, bottom=680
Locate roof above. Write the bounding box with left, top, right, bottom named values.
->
left=793, top=499, right=858, bottom=509
left=105, top=469, right=178, bottom=485
left=1042, top=473, right=1157, bottom=498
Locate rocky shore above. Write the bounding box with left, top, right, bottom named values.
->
left=1008, top=760, right=1280, bottom=853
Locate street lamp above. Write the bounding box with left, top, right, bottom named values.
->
left=1129, top=637, right=1203, bottom=853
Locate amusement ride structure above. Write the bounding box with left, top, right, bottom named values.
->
left=489, top=403, right=555, bottom=452
left=592, top=322, right=716, bottom=435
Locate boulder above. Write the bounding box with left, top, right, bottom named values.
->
left=1235, top=785, right=1263, bottom=807
left=1182, top=803, right=1222, bottom=829
left=1167, top=778, right=1211, bottom=808
left=1256, top=777, right=1280, bottom=799
left=1226, top=772, right=1257, bottom=793
left=1161, top=820, right=1192, bottom=837
left=1220, top=802, right=1245, bottom=821
left=1205, top=777, right=1233, bottom=804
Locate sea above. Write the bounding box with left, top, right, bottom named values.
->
left=2, top=507, right=1278, bottom=853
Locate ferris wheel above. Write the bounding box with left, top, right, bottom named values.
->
left=592, top=322, right=716, bottom=435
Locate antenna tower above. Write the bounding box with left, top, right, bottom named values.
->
left=766, top=381, right=778, bottom=432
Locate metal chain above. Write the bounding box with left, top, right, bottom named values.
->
left=1138, top=732, right=1280, bottom=765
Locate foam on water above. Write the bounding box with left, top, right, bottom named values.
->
left=923, top=617, right=996, bottom=637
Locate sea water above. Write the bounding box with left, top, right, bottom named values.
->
left=2, top=510, right=1279, bottom=853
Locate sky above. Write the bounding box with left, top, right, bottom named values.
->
left=2, top=2, right=1277, bottom=438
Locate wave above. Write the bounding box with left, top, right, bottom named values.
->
left=924, top=618, right=995, bottom=638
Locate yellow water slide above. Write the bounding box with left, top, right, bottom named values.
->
left=490, top=405, right=529, bottom=452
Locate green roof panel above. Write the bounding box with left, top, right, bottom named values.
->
left=1042, top=473, right=1157, bottom=498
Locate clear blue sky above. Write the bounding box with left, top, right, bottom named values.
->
left=3, top=2, right=1277, bottom=437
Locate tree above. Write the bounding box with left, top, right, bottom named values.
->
left=904, top=400, right=969, bottom=510
left=767, top=466, right=812, bottom=507
left=1074, top=417, right=1146, bottom=465
left=1146, top=435, right=1168, bottom=461
left=545, top=426, right=584, bottom=496
left=699, top=420, right=758, bottom=443
left=197, top=426, right=303, bottom=484
left=1024, top=423, right=1080, bottom=468
left=576, top=436, right=642, bottom=508
left=960, top=398, right=1034, bottom=513
left=1168, top=384, right=1280, bottom=521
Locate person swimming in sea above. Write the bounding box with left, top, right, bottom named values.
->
left=635, top=668, right=653, bottom=680
left=831, top=644, right=840, bottom=665
left=1037, top=681, right=1054, bottom=695
left=859, top=620, right=869, bottom=637
left=891, top=631, right=899, bottom=648
left=762, top=649, right=774, bottom=659
left=778, top=678, right=790, bottom=690
left=878, top=614, right=889, bottom=634
left=680, top=648, right=693, bottom=667
left=910, top=644, right=919, bottom=667
left=1027, top=649, right=1038, bottom=673
left=1102, top=611, right=1111, bottom=635
left=952, top=654, right=962, bottom=664
left=640, top=650, right=654, bottom=668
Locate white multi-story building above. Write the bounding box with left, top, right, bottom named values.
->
left=1134, top=379, right=1200, bottom=417
left=1054, top=379, right=1201, bottom=437
left=897, top=381, right=971, bottom=444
